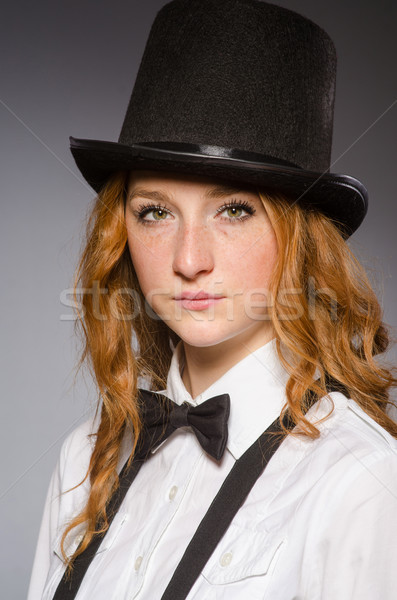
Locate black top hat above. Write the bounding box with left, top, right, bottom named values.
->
left=70, top=0, right=368, bottom=237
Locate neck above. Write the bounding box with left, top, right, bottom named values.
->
left=181, top=326, right=276, bottom=399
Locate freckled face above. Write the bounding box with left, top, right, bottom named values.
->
left=124, top=170, right=278, bottom=349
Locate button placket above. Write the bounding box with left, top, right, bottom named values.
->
left=128, top=440, right=204, bottom=599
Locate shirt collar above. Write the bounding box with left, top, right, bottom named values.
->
left=163, top=338, right=290, bottom=460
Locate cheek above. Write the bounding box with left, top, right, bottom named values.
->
left=237, top=236, right=278, bottom=316
left=126, top=226, right=172, bottom=297
left=224, top=231, right=278, bottom=290
left=127, top=240, right=147, bottom=292
left=253, top=236, right=278, bottom=283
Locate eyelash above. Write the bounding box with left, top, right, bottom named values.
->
left=133, top=198, right=256, bottom=225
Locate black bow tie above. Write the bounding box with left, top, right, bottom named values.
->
left=136, top=389, right=231, bottom=461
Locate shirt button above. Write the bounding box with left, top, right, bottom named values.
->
left=219, top=552, right=233, bottom=567
left=134, top=555, right=143, bottom=571
left=169, top=485, right=178, bottom=501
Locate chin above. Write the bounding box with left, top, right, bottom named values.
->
left=169, top=321, right=251, bottom=350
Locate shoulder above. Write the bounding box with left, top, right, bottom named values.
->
left=30, top=414, right=101, bottom=568
left=287, top=391, right=397, bottom=514
left=312, top=391, right=397, bottom=460
left=318, top=392, right=397, bottom=505
left=268, top=392, right=397, bottom=514
left=266, top=391, right=397, bottom=540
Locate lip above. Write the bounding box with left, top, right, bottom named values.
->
left=174, top=290, right=225, bottom=311
left=174, top=290, right=223, bottom=301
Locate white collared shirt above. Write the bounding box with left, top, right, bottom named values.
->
left=28, top=339, right=397, bottom=599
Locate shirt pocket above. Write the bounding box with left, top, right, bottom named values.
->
left=196, top=523, right=285, bottom=599
left=53, top=511, right=129, bottom=560
left=44, top=512, right=129, bottom=600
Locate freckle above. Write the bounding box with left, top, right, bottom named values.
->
left=219, top=227, right=231, bottom=237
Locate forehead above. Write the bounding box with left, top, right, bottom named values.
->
left=127, top=169, right=258, bottom=197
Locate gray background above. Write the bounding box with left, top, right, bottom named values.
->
left=1, top=1, right=396, bottom=597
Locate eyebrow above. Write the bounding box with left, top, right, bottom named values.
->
left=127, top=184, right=253, bottom=203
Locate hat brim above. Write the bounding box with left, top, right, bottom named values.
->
left=70, top=137, right=368, bottom=238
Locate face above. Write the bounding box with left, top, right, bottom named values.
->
left=125, top=170, right=278, bottom=350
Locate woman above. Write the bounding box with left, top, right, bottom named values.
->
left=28, top=1, right=397, bottom=599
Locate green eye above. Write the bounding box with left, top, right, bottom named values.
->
left=216, top=199, right=255, bottom=222
left=226, top=206, right=243, bottom=218
left=135, top=204, right=170, bottom=222
left=152, top=209, right=167, bottom=220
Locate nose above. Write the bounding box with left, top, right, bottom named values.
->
left=172, top=222, right=214, bottom=280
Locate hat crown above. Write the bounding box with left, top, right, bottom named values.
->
left=119, top=0, right=337, bottom=172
